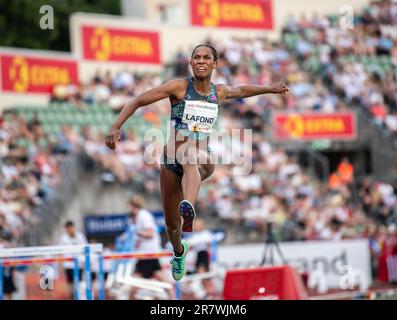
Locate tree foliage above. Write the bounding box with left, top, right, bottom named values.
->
left=0, top=0, right=120, bottom=52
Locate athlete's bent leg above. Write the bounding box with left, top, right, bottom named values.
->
left=160, top=166, right=184, bottom=254
left=180, top=147, right=214, bottom=203
left=179, top=149, right=215, bottom=232
left=199, top=163, right=215, bottom=181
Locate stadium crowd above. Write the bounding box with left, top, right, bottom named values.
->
left=282, top=0, right=397, bottom=136
left=0, top=112, right=83, bottom=247
left=1, top=1, right=397, bottom=294
left=49, top=14, right=396, bottom=244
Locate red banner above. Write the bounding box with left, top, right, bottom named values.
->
left=190, top=0, right=273, bottom=29
left=81, top=26, right=161, bottom=64
left=1, top=54, right=78, bottom=94
left=272, top=112, right=357, bottom=141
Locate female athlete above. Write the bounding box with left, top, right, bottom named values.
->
left=105, top=44, right=289, bottom=281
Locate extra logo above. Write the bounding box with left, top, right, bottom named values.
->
left=198, top=0, right=221, bottom=26
left=2, top=54, right=77, bottom=93
left=90, top=28, right=111, bottom=61
left=283, top=114, right=305, bottom=138
left=192, top=0, right=271, bottom=29
left=9, top=56, right=29, bottom=93
left=84, top=26, right=159, bottom=63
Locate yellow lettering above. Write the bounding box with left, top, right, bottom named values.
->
left=221, top=3, right=264, bottom=22
left=222, top=4, right=235, bottom=20
left=304, top=118, right=346, bottom=133
left=30, top=66, right=70, bottom=86
left=337, top=119, right=346, bottom=132
left=111, top=36, right=153, bottom=57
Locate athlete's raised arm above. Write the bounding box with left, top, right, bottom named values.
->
left=217, top=82, right=289, bottom=102
left=105, top=79, right=185, bottom=150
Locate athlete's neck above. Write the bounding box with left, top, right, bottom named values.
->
left=193, top=77, right=211, bottom=96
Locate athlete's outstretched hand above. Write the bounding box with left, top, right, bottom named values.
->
left=105, top=127, right=121, bottom=150
left=270, top=82, right=289, bottom=95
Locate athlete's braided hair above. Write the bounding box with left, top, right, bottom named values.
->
left=191, top=44, right=218, bottom=62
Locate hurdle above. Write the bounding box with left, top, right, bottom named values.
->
left=0, top=244, right=103, bottom=300
left=97, top=237, right=222, bottom=300
left=98, top=250, right=174, bottom=300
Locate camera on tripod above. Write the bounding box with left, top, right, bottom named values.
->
left=260, top=218, right=286, bottom=266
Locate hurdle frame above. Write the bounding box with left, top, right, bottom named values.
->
left=98, top=250, right=174, bottom=300
left=0, top=244, right=102, bottom=300
left=0, top=239, right=221, bottom=300
left=97, top=238, right=221, bottom=300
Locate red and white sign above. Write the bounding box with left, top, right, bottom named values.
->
left=272, top=112, right=357, bottom=141
left=1, top=54, right=78, bottom=94
left=190, top=0, right=273, bottom=30
left=218, top=239, right=371, bottom=288
left=81, top=25, right=161, bottom=64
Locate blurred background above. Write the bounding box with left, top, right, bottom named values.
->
left=0, top=0, right=397, bottom=300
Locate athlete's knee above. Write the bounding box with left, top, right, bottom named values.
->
left=182, top=147, right=200, bottom=165
left=199, top=164, right=215, bottom=180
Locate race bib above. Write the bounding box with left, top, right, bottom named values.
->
left=182, top=100, right=218, bottom=133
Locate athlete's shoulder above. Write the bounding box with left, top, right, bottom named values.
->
left=163, top=78, right=189, bottom=90
left=214, top=83, right=227, bottom=90
left=164, top=78, right=189, bottom=100
left=214, top=83, right=228, bottom=101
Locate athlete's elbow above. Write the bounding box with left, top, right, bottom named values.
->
left=126, top=98, right=143, bottom=112
left=240, top=89, right=250, bottom=98
left=230, top=87, right=244, bottom=99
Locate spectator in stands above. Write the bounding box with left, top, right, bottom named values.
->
left=185, top=218, right=216, bottom=299
left=385, top=110, right=397, bottom=133
left=58, top=220, right=88, bottom=299
left=337, top=157, right=354, bottom=185
left=0, top=264, right=16, bottom=300
left=127, top=195, right=173, bottom=299
left=0, top=211, right=13, bottom=244
left=187, top=219, right=212, bottom=274
left=0, top=232, right=16, bottom=300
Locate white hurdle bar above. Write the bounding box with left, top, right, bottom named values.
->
left=98, top=237, right=221, bottom=300
left=0, top=244, right=103, bottom=300
left=98, top=250, right=175, bottom=300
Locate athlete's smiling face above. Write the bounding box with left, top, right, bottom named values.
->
left=190, top=46, right=217, bottom=80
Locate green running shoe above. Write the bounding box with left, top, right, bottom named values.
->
left=170, top=240, right=189, bottom=281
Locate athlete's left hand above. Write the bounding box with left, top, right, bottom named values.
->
left=270, top=83, right=289, bottom=95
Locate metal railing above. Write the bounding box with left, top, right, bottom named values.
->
left=286, top=147, right=330, bottom=184
left=22, top=154, right=80, bottom=246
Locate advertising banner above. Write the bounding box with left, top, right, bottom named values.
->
left=1, top=54, right=78, bottom=94
left=190, top=0, right=273, bottom=30
left=81, top=25, right=161, bottom=64
left=272, top=112, right=357, bottom=141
